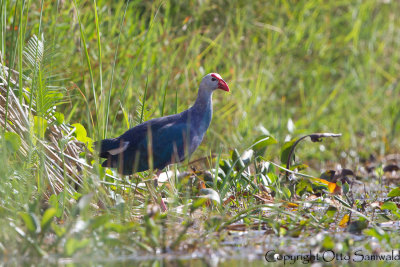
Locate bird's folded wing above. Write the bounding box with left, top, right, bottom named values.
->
left=98, top=138, right=129, bottom=158
left=143, top=123, right=189, bottom=164
left=107, top=141, right=129, bottom=155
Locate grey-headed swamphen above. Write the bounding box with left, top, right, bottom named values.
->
left=98, top=73, right=230, bottom=175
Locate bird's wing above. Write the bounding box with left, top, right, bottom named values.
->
left=138, top=122, right=190, bottom=167
left=107, top=141, right=129, bottom=155
left=118, top=111, right=187, bottom=144
left=98, top=138, right=129, bottom=158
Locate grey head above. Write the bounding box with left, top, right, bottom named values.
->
left=199, top=73, right=230, bottom=92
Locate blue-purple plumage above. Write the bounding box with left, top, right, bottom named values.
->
left=98, top=73, right=229, bottom=175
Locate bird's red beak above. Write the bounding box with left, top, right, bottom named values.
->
left=211, top=74, right=230, bottom=92
left=218, top=78, right=230, bottom=92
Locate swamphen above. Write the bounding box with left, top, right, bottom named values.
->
left=98, top=73, right=230, bottom=175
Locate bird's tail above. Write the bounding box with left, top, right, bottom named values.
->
left=95, top=138, right=122, bottom=158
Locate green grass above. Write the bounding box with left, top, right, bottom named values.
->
left=1, top=0, right=400, bottom=264
left=10, top=0, right=399, bottom=157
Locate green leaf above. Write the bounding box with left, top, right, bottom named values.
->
left=72, top=192, right=83, bottom=200
left=342, top=182, right=350, bottom=195
left=90, top=215, right=110, bottom=229
left=54, top=112, right=64, bottom=125
left=65, top=238, right=90, bottom=256
left=388, top=187, right=400, bottom=197
left=41, top=208, right=57, bottom=231
left=219, top=159, right=232, bottom=174
left=347, top=218, right=368, bottom=234
left=364, top=227, right=386, bottom=242
left=280, top=138, right=297, bottom=164
left=49, top=193, right=64, bottom=218
left=266, top=172, right=278, bottom=184
left=4, top=132, right=21, bottom=152
left=290, top=163, right=308, bottom=171
left=34, top=116, right=47, bottom=139
left=296, top=179, right=313, bottom=196
left=199, top=188, right=221, bottom=204
left=282, top=187, right=292, bottom=199
left=231, top=149, right=245, bottom=170
left=72, top=123, right=93, bottom=152
left=19, top=212, right=40, bottom=234
left=191, top=198, right=209, bottom=211
left=72, top=123, right=88, bottom=143
left=325, top=206, right=337, bottom=218
left=381, top=201, right=398, bottom=211
left=104, top=222, right=136, bottom=233
left=322, top=235, right=334, bottom=250
left=251, top=135, right=277, bottom=154
left=51, top=222, right=66, bottom=237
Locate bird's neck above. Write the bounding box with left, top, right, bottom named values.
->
left=193, top=88, right=213, bottom=111
left=191, top=88, right=213, bottom=129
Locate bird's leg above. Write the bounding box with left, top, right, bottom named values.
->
left=154, top=169, right=168, bottom=212
left=144, top=174, right=167, bottom=212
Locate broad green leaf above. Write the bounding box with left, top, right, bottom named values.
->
left=231, top=149, right=245, bottom=170
left=54, top=112, right=64, bottom=125
left=251, top=135, right=277, bottom=154
left=86, top=136, right=94, bottom=153
left=41, top=208, right=57, bottom=230
left=65, top=238, right=90, bottom=256
left=325, top=206, right=337, bottom=218
left=388, top=187, right=400, bottom=197
left=347, top=218, right=368, bottom=234
left=105, top=223, right=124, bottom=233
left=342, top=182, right=350, bottom=195
left=4, top=132, right=21, bottom=152
left=72, top=123, right=87, bottom=143
left=191, top=198, right=209, bottom=210
left=104, top=222, right=135, bottom=233
left=90, top=215, right=110, bottom=229
left=266, top=172, right=278, bottom=184
left=49, top=193, right=63, bottom=218
left=72, top=192, right=82, bottom=200
left=19, top=212, right=40, bottom=234
left=51, top=222, right=66, bottom=237
left=296, top=179, right=313, bottom=196
left=72, top=123, right=94, bottom=152
left=381, top=201, right=398, bottom=211
left=364, top=227, right=386, bottom=242
left=48, top=194, right=58, bottom=208
left=219, top=159, right=232, bottom=174
left=322, top=235, right=334, bottom=250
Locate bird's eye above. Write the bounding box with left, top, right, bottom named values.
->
left=211, top=77, right=217, bottom=81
